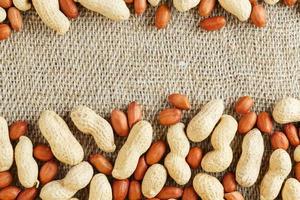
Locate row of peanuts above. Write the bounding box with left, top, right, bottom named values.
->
left=0, top=94, right=300, bottom=199
left=0, top=0, right=298, bottom=41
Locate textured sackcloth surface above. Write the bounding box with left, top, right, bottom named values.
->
left=1, top=3, right=300, bottom=199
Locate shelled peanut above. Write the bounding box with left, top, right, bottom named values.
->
left=3, top=95, right=300, bottom=199
left=0, top=0, right=297, bottom=38
left=158, top=93, right=190, bottom=126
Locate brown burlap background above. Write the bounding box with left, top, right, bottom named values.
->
left=1, top=3, right=300, bottom=199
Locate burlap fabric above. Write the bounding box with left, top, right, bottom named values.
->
left=1, top=3, right=300, bottom=199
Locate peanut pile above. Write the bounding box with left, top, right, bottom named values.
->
left=0, top=95, right=300, bottom=199
left=0, top=0, right=298, bottom=41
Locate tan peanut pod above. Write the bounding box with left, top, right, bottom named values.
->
left=40, top=161, right=93, bottom=200
left=260, top=149, right=292, bottom=200
left=0, top=7, right=6, bottom=23
left=201, top=115, right=237, bottom=173
left=164, top=123, right=191, bottom=185
left=32, top=0, right=70, bottom=35
left=15, top=136, right=39, bottom=188
left=294, top=145, right=300, bottom=162
left=141, top=164, right=167, bottom=198
left=173, top=0, right=200, bottom=12
left=264, top=0, right=280, bottom=5
left=187, top=99, right=224, bottom=142
left=112, top=120, right=152, bottom=179
left=148, top=0, right=160, bottom=6
left=273, top=97, right=300, bottom=124
left=89, top=173, right=112, bottom=200
left=218, top=0, right=251, bottom=21
left=193, top=173, right=224, bottom=200
left=0, top=117, right=13, bottom=172
left=282, top=178, right=300, bottom=200
left=13, top=0, right=31, bottom=11
left=74, top=0, right=130, bottom=21
left=236, top=128, right=264, bottom=187
left=71, top=106, right=116, bottom=153
left=38, top=110, right=84, bottom=165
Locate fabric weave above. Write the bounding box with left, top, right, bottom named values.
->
left=1, top=4, right=300, bottom=199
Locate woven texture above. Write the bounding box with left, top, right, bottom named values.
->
left=1, top=3, right=300, bottom=199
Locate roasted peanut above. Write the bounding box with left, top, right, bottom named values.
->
left=222, top=172, right=237, bottom=193
left=283, top=0, right=297, bottom=6
left=134, top=156, right=148, bottom=181
left=182, top=186, right=198, bottom=200
left=17, top=187, right=38, bottom=200
left=168, top=93, right=191, bottom=110
left=7, top=7, right=23, bottom=31
left=187, top=100, right=224, bottom=142
left=33, top=144, right=54, bottom=161
left=134, top=0, right=147, bottom=15
left=250, top=4, right=266, bottom=28
left=200, top=16, right=226, bottom=31
left=238, top=112, right=257, bottom=134
left=186, top=146, right=202, bottom=169
left=156, top=186, right=183, bottom=199
left=284, top=123, right=300, bottom=147
left=198, top=0, right=216, bottom=17
left=59, top=0, right=79, bottom=19
left=271, top=131, right=289, bottom=150
left=0, top=186, right=21, bottom=200
left=295, top=162, right=300, bottom=182
left=0, top=0, right=13, bottom=8
left=39, top=160, right=58, bottom=185
left=155, top=4, right=171, bottom=29
left=256, top=112, right=273, bottom=134
left=129, top=180, right=142, bottom=200
left=9, top=120, right=28, bottom=141
left=112, top=121, right=153, bottom=179
left=158, top=108, right=182, bottom=126
left=224, top=191, right=244, bottom=200
left=111, top=109, right=129, bottom=137
left=89, top=153, right=113, bottom=175
left=145, top=140, right=167, bottom=165
left=0, top=24, right=11, bottom=41
left=127, top=101, right=143, bottom=128
left=0, top=171, right=13, bottom=188
left=235, top=96, right=254, bottom=114
left=113, top=179, right=129, bottom=200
